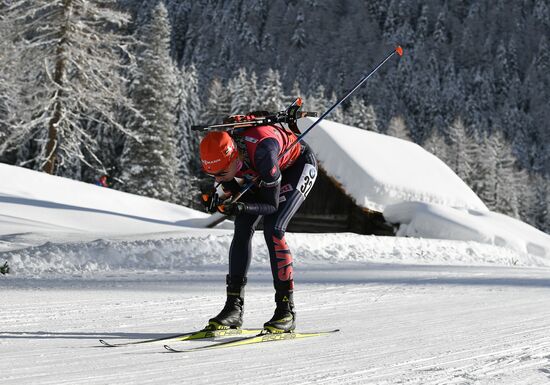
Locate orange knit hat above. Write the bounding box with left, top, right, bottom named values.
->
left=199, top=131, right=238, bottom=173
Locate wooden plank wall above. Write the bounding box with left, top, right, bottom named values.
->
left=285, top=167, right=395, bottom=235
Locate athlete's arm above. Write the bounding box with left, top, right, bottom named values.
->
left=243, top=138, right=281, bottom=215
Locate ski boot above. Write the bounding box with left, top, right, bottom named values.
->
left=263, top=290, right=296, bottom=333
left=207, top=275, right=246, bottom=330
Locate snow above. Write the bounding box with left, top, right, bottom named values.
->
left=1, top=161, right=548, bottom=272
left=1, top=127, right=550, bottom=384
left=0, top=162, right=228, bottom=239
left=2, top=266, right=550, bottom=384
left=385, top=201, right=550, bottom=258
left=298, top=118, right=550, bottom=257
left=298, top=118, right=487, bottom=212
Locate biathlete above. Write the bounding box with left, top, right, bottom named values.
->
left=199, top=119, right=317, bottom=333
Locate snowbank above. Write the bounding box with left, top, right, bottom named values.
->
left=3, top=230, right=547, bottom=277
left=298, top=118, right=487, bottom=212
left=384, top=202, right=550, bottom=258
left=0, top=162, right=216, bottom=236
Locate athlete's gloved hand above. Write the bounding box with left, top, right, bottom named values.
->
left=201, top=192, right=221, bottom=213
left=218, top=200, right=246, bottom=216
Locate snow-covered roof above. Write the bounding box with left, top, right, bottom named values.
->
left=297, top=118, right=487, bottom=212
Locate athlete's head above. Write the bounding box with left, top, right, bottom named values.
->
left=199, top=131, right=241, bottom=182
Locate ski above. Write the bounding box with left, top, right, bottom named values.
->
left=163, top=328, right=340, bottom=353
left=99, top=328, right=262, bottom=347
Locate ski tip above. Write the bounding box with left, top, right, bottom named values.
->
left=99, top=339, right=114, bottom=347
left=164, top=344, right=180, bottom=353
left=395, top=46, right=404, bottom=57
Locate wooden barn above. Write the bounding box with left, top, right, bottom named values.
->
left=285, top=166, right=395, bottom=235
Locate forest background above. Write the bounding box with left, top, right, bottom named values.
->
left=0, top=0, right=548, bottom=233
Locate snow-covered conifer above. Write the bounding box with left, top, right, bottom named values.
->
left=483, top=131, right=521, bottom=218
left=446, top=118, right=477, bottom=185
left=387, top=116, right=411, bottom=141
left=120, top=2, right=179, bottom=202
left=175, top=64, right=202, bottom=205
left=530, top=173, right=549, bottom=233
left=423, top=129, right=449, bottom=165
left=329, top=92, right=345, bottom=124
left=306, top=84, right=327, bottom=115
left=395, top=20, right=415, bottom=47
left=0, top=15, right=18, bottom=152
left=382, top=0, right=399, bottom=40
left=290, top=81, right=303, bottom=104
left=260, top=69, right=285, bottom=112
left=533, top=0, right=550, bottom=28
left=202, top=78, right=231, bottom=124
left=433, top=10, right=448, bottom=46
left=290, top=10, right=306, bottom=49
left=228, top=68, right=258, bottom=115
left=345, top=97, right=378, bottom=132
left=1, top=0, right=137, bottom=175
left=416, top=5, right=429, bottom=42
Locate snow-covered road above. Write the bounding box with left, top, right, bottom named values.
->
left=2, top=264, right=550, bottom=385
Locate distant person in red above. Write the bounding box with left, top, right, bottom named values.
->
left=95, top=175, right=109, bottom=187
left=199, top=123, right=317, bottom=333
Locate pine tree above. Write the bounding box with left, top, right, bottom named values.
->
left=473, top=132, right=496, bottom=209
left=202, top=78, right=231, bottom=124
left=533, top=0, right=550, bottom=28
left=176, top=64, right=202, bottom=205
left=440, top=55, right=465, bottom=133
left=363, top=104, right=379, bottom=133
left=395, top=19, right=415, bottom=48
left=329, top=92, right=345, bottom=124
left=422, top=52, right=442, bottom=139
left=446, top=118, right=477, bottom=185
left=228, top=68, right=259, bottom=115
left=465, top=66, right=494, bottom=133
left=367, top=0, right=388, bottom=29
left=433, top=10, right=448, bottom=47
left=290, top=81, right=303, bottom=104
left=260, top=68, right=285, bottom=112
left=1, top=0, right=137, bottom=176
left=306, top=84, right=327, bottom=115
left=423, top=129, right=449, bottom=165
left=120, top=2, right=180, bottom=202
left=0, top=15, right=18, bottom=155
left=525, top=35, right=550, bottom=176
left=416, top=5, right=430, bottom=42
left=484, top=130, right=521, bottom=218
left=382, top=0, right=399, bottom=41
left=290, top=9, right=306, bottom=49
left=387, top=116, right=411, bottom=141
left=345, top=97, right=378, bottom=132
left=530, top=173, right=549, bottom=233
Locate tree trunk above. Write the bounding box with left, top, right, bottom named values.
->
left=43, top=1, right=71, bottom=174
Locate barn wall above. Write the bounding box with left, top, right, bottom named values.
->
left=286, top=167, right=394, bottom=235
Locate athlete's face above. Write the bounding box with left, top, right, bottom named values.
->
left=208, top=157, right=240, bottom=183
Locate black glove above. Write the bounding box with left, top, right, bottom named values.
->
left=218, top=200, right=246, bottom=216
left=201, top=192, right=221, bottom=213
